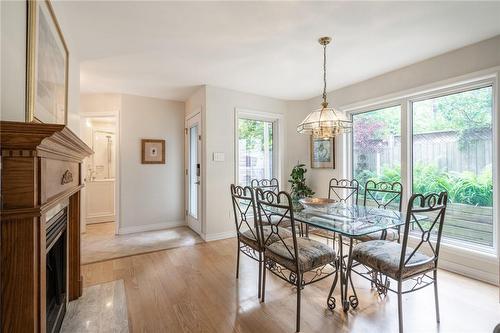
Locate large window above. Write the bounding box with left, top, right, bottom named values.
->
left=412, top=86, right=494, bottom=248
left=352, top=105, right=401, bottom=195
left=237, top=118, right=274, bottom=186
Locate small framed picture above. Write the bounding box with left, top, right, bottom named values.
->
left=141, top=139, right=165, bottom=164
left=310, top=136, right=335, bottom=169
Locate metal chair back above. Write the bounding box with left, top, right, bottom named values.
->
left=230, top=184, right=261, bottom=246
left=399, top=192, right=448, bottom=274
left=255, top=188, right=299, bottom=271
left=251, top=178, right=280, bottom=194
left=328, top=178, right=359, bottom=204
left=364, top=180, right=403, bottom=211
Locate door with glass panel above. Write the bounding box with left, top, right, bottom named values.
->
left=186, top=113, right=202, bottom=235
left=411, top=85, right=494, bottom=249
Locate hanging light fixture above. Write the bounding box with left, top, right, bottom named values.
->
left=297, top=36, right=352, bottom=138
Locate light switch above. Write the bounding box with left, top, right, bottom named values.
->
left=213, top=152, right=225, bottom=162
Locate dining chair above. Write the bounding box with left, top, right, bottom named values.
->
left=251, top=178, right=302, bottom=234
left=308, top=178, right=360, bottom=240
left=250, top=177, right=280, bottom=193
left=230, top=184, right=293, bottom=299
left=256, top=188, right=337, bottom=333
left=328, top=178, right=360, bottom=204
left=355, top=180, right=403, bottom=242
left=348, top=191, right=448, bottom=333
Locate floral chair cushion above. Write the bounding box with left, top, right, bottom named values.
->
left=352, top=240, right=434, bottom=280
left=353, top=228, right=399, bottom=242
left=240, top=226, right=293, bottom=250
left=265, top=237, right=336, bottom=272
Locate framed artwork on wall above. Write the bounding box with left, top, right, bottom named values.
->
left=141, top=139, right=166, bottom=164
left=26, top=0, right=69, bottom=125
left=310, top=136, right=335, bottom=169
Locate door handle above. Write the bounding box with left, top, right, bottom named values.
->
left=195, top=181, right=200, bottom=185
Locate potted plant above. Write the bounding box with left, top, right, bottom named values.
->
left=288, top=163, right=315, bottom=208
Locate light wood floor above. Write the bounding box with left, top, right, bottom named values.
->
left=82, top=222, right=203, bottom=264
left=82, top=238, right=500, bottom=333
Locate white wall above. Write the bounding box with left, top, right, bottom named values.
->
left=119, top=94, right=185, bottom=234
left=0, top=1, right=26, bottom=121
left=81, top=93, right=122, bottom=114
left=199, top=85, right=287, bottom=240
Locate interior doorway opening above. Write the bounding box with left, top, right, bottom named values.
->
left=80, top=115, right=118, bottom=236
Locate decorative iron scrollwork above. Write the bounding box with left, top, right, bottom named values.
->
left=61, top=170, right=73, bottom=185
left=327, top=296, right=336, bottom=310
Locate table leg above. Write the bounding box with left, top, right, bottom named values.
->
left=327, top=234, right=341, bottom=311
left=327, top=235, right=359, bottom=312
left=345, top=238, right=359, bottom=310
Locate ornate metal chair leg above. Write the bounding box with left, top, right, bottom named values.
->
left=261, top=257, right=267, bottom=303
left=236, top=240, right=240, bottom=279
left=398, top=280, right=403, bottom=333
left=296, top=274, right=302, bottom=332
left=433, top=270, right=440, bottom=323
left=258, top=252, right=262, bottom=299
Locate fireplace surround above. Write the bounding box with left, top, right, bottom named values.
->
left=1, top=121, right=92, bottom=332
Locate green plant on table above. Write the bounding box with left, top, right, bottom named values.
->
left=288, top=163, right=315, bottom=201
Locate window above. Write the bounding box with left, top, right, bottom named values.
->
left=352, top=105, right=401, bottom=203
left=412, top=86, right=494, bottom=248
left=237, top=118, right=274, bottom=186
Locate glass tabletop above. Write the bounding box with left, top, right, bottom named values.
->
left=291, top=202, right=425, bottom=237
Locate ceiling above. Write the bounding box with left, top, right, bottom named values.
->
left=53, top=1, right=500, bottom=102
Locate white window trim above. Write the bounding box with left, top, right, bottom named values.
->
left=341, top=67, right=500, bottom=285
left=234, top=108, right=285, bottom=188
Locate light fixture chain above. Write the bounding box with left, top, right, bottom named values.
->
left=322, top=43, right=327, bottom=103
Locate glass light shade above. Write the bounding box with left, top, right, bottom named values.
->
left=297, top=106, right=352, bottom=138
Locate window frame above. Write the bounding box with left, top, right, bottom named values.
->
left=234, top=108, right=284, bottom=188
left=343, top=70, right=499, bottom=280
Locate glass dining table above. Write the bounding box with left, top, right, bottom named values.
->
left=291, top=201, right=416, bottom=312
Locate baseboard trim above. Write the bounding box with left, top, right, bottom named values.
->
left=86, top=214, right=115, bottom=224
left=202, top=231, right=236, bottom=242
left=118, top=221, right=186, bottom=235
left=438, top=258, right=499, bottom=286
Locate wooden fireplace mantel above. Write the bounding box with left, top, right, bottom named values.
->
left=1, top=121, right=93, bottom=332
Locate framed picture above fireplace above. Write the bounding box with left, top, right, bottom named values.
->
left=26, top=0, right=69, bottom=125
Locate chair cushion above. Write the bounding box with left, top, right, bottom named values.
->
left=240, top=226, right=293, bottom=250
left=352, top=240, right=435, bottom=279
left=353, top=228, right=399, bottom=242
left=265, top=237, right=336, bottom=272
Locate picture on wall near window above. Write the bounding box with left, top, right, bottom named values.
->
left=26, top=0, right=69, bottom=125
left=141, top=139, right=166, bottom=164
left=310, top=137, right=335, bottom=169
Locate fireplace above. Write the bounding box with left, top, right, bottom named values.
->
left=46, top=207, right=68, bottom=333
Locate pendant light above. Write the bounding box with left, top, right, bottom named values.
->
left=297, top=37, right=352, bottom=138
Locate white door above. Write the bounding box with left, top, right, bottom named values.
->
left=185, top=113, right=202, bottom=235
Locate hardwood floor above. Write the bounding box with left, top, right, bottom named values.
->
left=82, top=238, right=500, bottom=333
left=82, top=223, right=203, bottom=264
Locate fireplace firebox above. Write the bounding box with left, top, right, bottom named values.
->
left=46, top=208, right=68, bottom=333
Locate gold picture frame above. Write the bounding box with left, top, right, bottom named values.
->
left=141, top=139, right=166, bottom=164
left=26, top=0, right=69, bottom=125
left=310, top=136, right=335, bottom=169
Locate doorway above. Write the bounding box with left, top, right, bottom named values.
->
left=80, top=115, right=117, bottom=234
left=185, top=112, right=202, bottom=235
